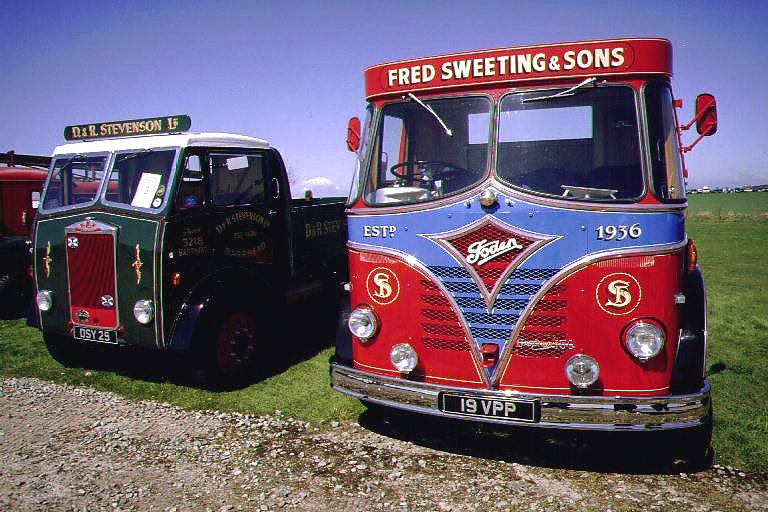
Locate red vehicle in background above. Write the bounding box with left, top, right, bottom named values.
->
left=0, top=151, right=49, bottom=317
left=333, top=38, right=718, bottom=460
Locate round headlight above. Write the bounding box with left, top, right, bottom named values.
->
left=624, top=321, right=665, bottom=361
left=36, top=290, right=53, bottom=312
left=348, top=307, right=378, bottom=340
left=390, top=343, right=418, bottom=373
left=133, top=299, right=154, bottom=325
left=565, top=354, right=600, bottom=388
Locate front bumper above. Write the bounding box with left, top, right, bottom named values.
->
left=331, top=363, right=711, bottom=431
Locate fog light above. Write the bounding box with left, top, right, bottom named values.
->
left=390, top=343, right=418, bottom=373
left=623, top=321, right=665, bottom=361
left=36, top=290, right=53, bottom=312
left=565, top=354, right=600, bottom=388
left=133, top=299, right=154, bottom=325
left=348, top=307, right=378, bottom=340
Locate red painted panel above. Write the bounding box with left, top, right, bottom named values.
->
left=499, top=253, right=683, bottom=396
left=349, top=249, right=484, bottom=387
left=365, top=38, right=671, bottom=99
left=66, top=232, right=118, bottom=328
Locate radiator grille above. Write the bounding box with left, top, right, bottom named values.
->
left=67, top=233, right=115, bottom=308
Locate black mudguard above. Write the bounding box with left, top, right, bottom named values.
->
left=671, top=267, right=708, bottom=394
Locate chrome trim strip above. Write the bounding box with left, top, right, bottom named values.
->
left=332, top=363, right=711, bottom=431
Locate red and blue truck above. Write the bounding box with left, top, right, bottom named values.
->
left=332, top=38, right=717, bottom=457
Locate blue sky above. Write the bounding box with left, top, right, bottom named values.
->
left=2, top=0, right=766, bottom=191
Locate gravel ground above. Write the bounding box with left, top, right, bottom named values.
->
left=1, top=377, right=766, bottom=512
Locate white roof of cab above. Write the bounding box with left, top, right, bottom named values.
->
left=51, top=132, right=269, bottom=156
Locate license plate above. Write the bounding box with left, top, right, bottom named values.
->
left=440, top=393, right=539, bottom=422
left=73, top=326, right=117, bottom=344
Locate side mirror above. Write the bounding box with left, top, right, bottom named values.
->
left=346, top=117, right=361, bottom=152
left=695, top=93, right=717, bottom=136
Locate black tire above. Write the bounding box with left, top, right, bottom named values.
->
left=0, top=272, right=30, bottom=319
left=196, top=307, right=258, bottom=389
left=43, top=332, right=86, bottom=367
left=677, top=420, right=714, bottom=467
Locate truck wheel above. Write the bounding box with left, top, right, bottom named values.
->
left=43, top=332, right=85, bottom=367
left=670, top=416, right=713, bottom=470
left=0, top=273, right=25, bottom=319
left=204, top=310, right=258, bottom=388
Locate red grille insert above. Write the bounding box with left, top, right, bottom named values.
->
left=66, top=231, right=117, bottom=328
left=515, top=286, right=571, bottom=358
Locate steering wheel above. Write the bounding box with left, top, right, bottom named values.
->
left=389, top=160, right=468, bottom=181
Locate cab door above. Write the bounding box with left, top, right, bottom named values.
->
left=207, top=150, right=278, bottom=272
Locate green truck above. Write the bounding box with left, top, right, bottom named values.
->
left=31, top=115, right=346, bottom=383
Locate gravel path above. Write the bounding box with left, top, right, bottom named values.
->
left=1, top=377, right=766, bottom=511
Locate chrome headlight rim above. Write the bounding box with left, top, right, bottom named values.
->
left=35, top=290, right=53, bottom=312
left=133, top=299, right=155, bottom=325
left=565, top=353, right=600, bottom=389
left=623, top=320, right=665, bottom=362
left=389, top=342, right=418, bottom=373
left=348, top=306, right=378, bottom=341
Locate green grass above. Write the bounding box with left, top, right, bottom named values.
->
left=687, top=219, right=768, bottom=471
left=0, top=319, right=363, bottom=423
left=688, top=191, right=768, bottom=220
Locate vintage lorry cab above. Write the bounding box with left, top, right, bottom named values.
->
left=332, top=38, right=718, bottom=455
left=0, top=151, right=49, bottom=317
left=32, top=115, right=346, bottom=381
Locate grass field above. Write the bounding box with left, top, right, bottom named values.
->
left=687, top=191, right=768, bottom=220
left=1, top=195, right=766, bottom=472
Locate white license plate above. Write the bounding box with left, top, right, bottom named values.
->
left=73, top=326, right=117, bottom=344
left=440, top=393, right=538, bottom=422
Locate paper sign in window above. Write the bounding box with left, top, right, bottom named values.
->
left=131, top=173, right=163, bottom=208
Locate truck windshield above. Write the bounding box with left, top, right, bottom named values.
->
left=496, top=86, right=643, bottom=201
left=365, top=96, right=490, bottom=205
left=104, top=149, right=177, bottom=209
left=42, top=155, right=108, bottom=210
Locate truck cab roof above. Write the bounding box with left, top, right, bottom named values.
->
left=52, top=132, right=270, bottom=156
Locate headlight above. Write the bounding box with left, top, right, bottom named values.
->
left=389, top=343, right=418, bottom=373
left=36, top=290, right=53, bottom=312
left=565, top=354, right=600, bottom=388
left=623, top=320, right=665, bottom=361
left=348, top=307, right=378, bottom=340
left=133, top=299, right=154, bottom=325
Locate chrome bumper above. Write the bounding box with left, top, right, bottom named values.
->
left=331, top=363, right=711, bottom=431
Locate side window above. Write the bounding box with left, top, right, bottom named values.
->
left=210, top=153, right=266, bottom=207
left=645, top=83, right=686, bottom=201
left=176, top=154, right=205, bottom=210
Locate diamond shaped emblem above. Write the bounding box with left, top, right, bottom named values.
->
left=423, top=216, right=557, bottom=307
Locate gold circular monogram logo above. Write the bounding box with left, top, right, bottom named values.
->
left=366, top=267, right=400, bottom=306
left=596, top=272, right=641, bottom=316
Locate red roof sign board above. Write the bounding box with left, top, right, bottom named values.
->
left=364, top=38, right=672, bottom=99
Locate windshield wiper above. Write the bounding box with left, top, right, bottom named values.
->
left=522, top=77, right=597, bottom=103
left=116, top=148, right=153, bottom=163
left=54, top=154, right=85, bottom=171
left=406, top=93, right=453, bottom=137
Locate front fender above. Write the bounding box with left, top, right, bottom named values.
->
left=671, top=267, right=707, bottom=393
left=166, top=268, right=269, bottom=351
